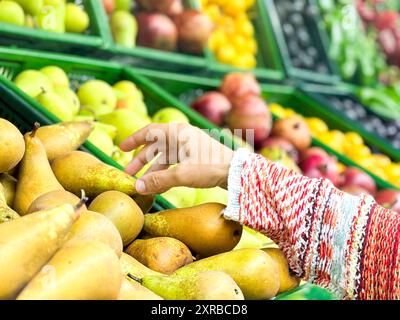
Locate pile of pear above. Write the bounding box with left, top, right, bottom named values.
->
left=0, top=0, right=90, bottom=34
left=0, top=115, right=300, bottom=300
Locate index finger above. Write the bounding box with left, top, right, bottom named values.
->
left=120, top=123, right=166, bottom=152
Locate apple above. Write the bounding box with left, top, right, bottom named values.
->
left=191, top=91, right=232, bottom=126
left=136, top=12, right=178, bottom=51
left=300, top=147, right=329, bottom=162
left=98, top=109, right=152, bottom=145
left=77, top=80, right=117, bottom=116
left=226, top=94, right=272, bottom=147
left=300, top=153, right=340, bottom=186
left=36, top=91, right=74, bottom=121
left=54, top=87, right=80, bottom=116
left=103, top=0, right=115, bottom=14
left=341, top=167, right=376, bottom=195
left=113, top=81, right=144, bottom=101
left=65, top=3, right=90, bottom=34
left=341, top=185, right=371, bottom=196
left=40, top=66, right=69, bottom=88
left=374, top=11, right=398, bottom=31
left=375, top=190, right=400, bottom=213
left=152, top=107, right=189, bottom=124
left=220, top=72, right=261, bottom=102
left=14, top=70, right=54, bottom=98
left=259, top=137, right=299, bottom=163
left=87, top=126, right=115, bottom=157
left=0, top=1, right=25, bottom=26
left=136, top=0, right=175, bottom=12
left=161, top=186, right=196, bottom=208
left=174, top=10, right=214, bottom=54
left=113, top=81, right=148, bottom=116
left=194, top=187, right=228, bottom=206
left=272, top=116, right=312, bottom=151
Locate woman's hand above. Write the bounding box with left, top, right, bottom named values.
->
left=120, top=123, right=234, bottom=195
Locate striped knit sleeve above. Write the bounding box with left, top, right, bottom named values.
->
left=223, top=149, right=400, bottom=300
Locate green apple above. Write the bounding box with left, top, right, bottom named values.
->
left=152, top=108, right=190, bottom=124
left=88, top=126, right=115, bottom=157
left=54, top=87, right=80, bottom=116
left=14, top=70, right=54, bottom=98
left=0, top=1, right=25, bottom=26
left=36, top=91, right=73, bottom=121
left=40, top=66, right=69, bottom=88
left=162, top=187, right=197, bottom=208
left=194, top=187, right=228, bottom=206
left=234, top=226, right=272, bottom=250
left=77, top=80, right=117, bottom=115
left=93, top=122, right=118, bottom=140
left=14, top=0, right=44, bottom=16
left=65, top=3, right=89, bottom=34
left=115, top=0, right=132, bottom=11
left=112, top=146, right=134, bottom=168
left=98, top=109, right=151, bottom=145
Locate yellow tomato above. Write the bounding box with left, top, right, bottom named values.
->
left=232, top=35, right=248, bottom=51
left=232, top=53, right=256, bottom=69
left=237, top=19, right=255, bottom=37
left=246, top=37, right=258, bottom=55
left=208, top=29, right=226, bottom=51
left=204, top=4, right=222, bottom=22
left=306, top=117, right=329, bottom=135
left=371, top=154, right=392, bottom=168
left=244, top=0, right=256, bottom=10
left=346, top=145, right=371, bottom=160
left=223, top=0, right=247, bottom=17
left=216, top=45, right=236, bottom=64
left=385, top=163, right=400, bottom=181
left=318, top=130, right=345, bottom=153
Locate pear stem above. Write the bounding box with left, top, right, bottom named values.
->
left=30, top=122, right=41, bottom=137
left=74, top=189, right=89, bottom=211
left=127, top=273, right=142, bottom=284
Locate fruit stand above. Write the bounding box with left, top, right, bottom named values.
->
left=0, top=0, right=399, bottom=302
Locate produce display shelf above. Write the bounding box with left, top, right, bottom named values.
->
left=134, top=69, right=399, bottom=191
left=0, top=0, right=104, bottom=54
left=263, top=0, right=340, bottom=84
left=300, top=83, right=400, bottom=163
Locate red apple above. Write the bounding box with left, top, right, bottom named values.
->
left=220, top=73, right=261, bottom=102
left=341, top=167, right=377, bottom=194
left=356, top=1, right=376, bottom=23
left=300, top=147, right=329, bottom=162
left=374, top=11, right=398, bottom=31
left=272, top=116, right=312, bottom=151
left=375, top=189, right=400, bottom=213
left=103, top=0, right=115, bottom=14
left=226, top=94, right=272, bottom=147
left=259, top=137, right=299, bottom=163
left=166, top=0, right=184, bottom=16
left=136, top=13, right=178, bottom=51
left=191, top=91, right=232, bottom=126
left=174, top=10, right=214, bottom=54
left=341, top=185, right=371, bottom=196
left=300, top=154, right=340, bottom=186
left=136, top=0, right=175, bottom=12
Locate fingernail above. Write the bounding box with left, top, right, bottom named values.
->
left=136, top=180, right=146, bottom=193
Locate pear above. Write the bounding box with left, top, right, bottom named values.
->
left=14, top=127, right=64, bottom=215
left=262, top=248, right=300, bottom=294
left=89, top=191, right=144, bottom=246
left=36, top=1, right=65, bottom=33
left=27, top=190, right=84, bottom=214
left=13, top=0, right=44, bottom=16
left=174, top=248, right=281, bottom=300
left=66, top=210, right=123, bottom=257
left=111, top=10, right=138, bottom=48
left=125, top=237, right=193, bottom=274
left=118, top=278, right=163, bottom=300
left=88, top=126, right=115, bottom=156
left=0, top=1, right=25, bottom=26
left=14, top=70, right=53, bottom=98
left=143, top=203, right=243, bottom=257
left=54, top=87, right=80, bottom=115
left=120, top=252, right=163, bottom=279
left=40, top=66, right=69, bottom=88
left=0, top=183, right=20, bottom=224
left=33, top=121, right=94, bottom=161
left=37, top=91, right=74, bottom=121
left=132, top=194, right=155, bottom=214
left=65, top=3, right=90, bottom=34
left=17, top=240, right=122, bottom=300
left=0, top=203, right=81, bottom=299
left=0, top=119, right=25, bottom=174
left=51, top=151, right=137, bottom=198
left=139, top=271, right=244, bottom=300
left=0, top=174, right=17, bottom=207
left=77, top=80, right=117, bottom=116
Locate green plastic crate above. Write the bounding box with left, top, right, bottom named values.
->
left=263, top=0, right=340, bottom=84
left=274, top=283, right=337, bottom=300
left=133, top=68, right=399, bottom=191
left=0, top=0, right=104, bottom=54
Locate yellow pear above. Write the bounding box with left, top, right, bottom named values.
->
left=143, top=203, right=243, bottom=257
left=0, top=203, right=81, bottom=299
left=0, top=173, right=17, bottom=207
left=120, top=252, right=163, bottom=279
left=117, top=278, right=163, bottom=300
left=125, top=237, right=193, bottom=274
left=174, top=248, right=280, bottom=300
left=32, top=121, right=94, bottom=161
left=88, top=191, right=144, bottom=246
left=51, top=151, right=137, bottom=198
left=66, top=210, right=123, bottom=257
left=17, top=240, right=122, bottom=300
left=27, top=190, right=84, bottom=214
left=0, top=118, right=25, bottom=174
left=14, top=127, right=64, bottom=215
left=139, top=271, right=245, bottom=300
left=262, top=248, right=300, bottom=294
left=0, top=183, right=19, bottom=224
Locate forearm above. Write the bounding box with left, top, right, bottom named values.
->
left=223, top=149, right=400, bottom=300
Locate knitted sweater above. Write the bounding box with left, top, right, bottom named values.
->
left=223, top=149, right=400, bottom=300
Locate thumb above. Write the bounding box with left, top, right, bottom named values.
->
left=135, top=167, right=182, bottom=195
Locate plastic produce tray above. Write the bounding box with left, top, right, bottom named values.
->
left=300, top=83, right=400, bottom=162
left=0, top=0, right=104, bottom=54
left=134, top=68, right=399, bottom=191
left=263, top=0, right=339, bottom=84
